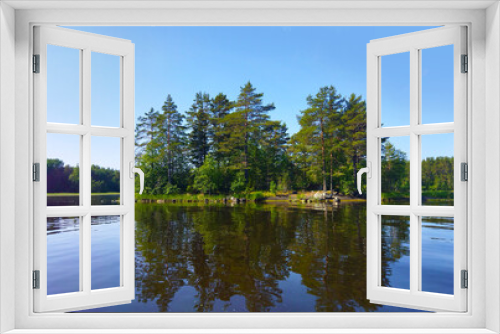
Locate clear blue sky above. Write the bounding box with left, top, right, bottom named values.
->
left=47, top=26, right=454, bottom=169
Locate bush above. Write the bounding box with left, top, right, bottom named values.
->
left=270, top=181, right=277, bottom=195
left=163, top=183, right=180, bottom=195
left=231, top=171, right=246, bottom=194
left=247, top=192, right=265, bottom=201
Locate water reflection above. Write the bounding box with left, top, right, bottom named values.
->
left=46, top=202, right=454, bottom=312
left=81, top=203, right=419, bottom=312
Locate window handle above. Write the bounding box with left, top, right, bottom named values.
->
left=129, top=162, right=144, bottom=194
left=357, top=162, right=371, bottom=195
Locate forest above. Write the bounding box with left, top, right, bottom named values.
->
left=47, top=81, right=454, bottom=199
left=135, top=82, right=367, bottom=196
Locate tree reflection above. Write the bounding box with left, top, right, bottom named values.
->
left=133, top=203, right=409, bottom=312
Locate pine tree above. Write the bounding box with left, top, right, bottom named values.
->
left=160, top=95, right=186, bottom=185
left=222, top=82, right=275, bottom=181
left=135, top=107, right=160, bottom=160
left=295, top=86, right=342, bottom=192
left=187, top=92, right=211, bottom=168
left=209, top=93, right=233, bottom=165
left=343, top=94, right=366, bottom=194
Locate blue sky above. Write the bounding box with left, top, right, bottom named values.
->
left=47, top=26, right=454, bottom=169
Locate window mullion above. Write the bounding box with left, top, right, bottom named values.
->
left=82, top=47, right=92, bottom=294
left=409, top=47, right=420, bottom=295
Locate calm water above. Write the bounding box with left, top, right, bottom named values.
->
left=46, top=199, right=454, bottom=312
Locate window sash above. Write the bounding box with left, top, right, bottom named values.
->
left=366, top=26, right=468, bottom=312
left=32, top=25, right=136, bottom=313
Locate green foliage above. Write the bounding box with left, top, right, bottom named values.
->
left=246, top=192, right=265, bottom=201
left=192, top=155, right=221, bottom=195
left=47, top=158, right=79, bottom=193
left=163, top=182, right=180, bottom=195
left=132, top=83, right=451, bottom=198
left=270, top=181, right=277, bottom=195
left=46, top=159, right=119, bottom=194
left=230, top=171, right=247, bottom=195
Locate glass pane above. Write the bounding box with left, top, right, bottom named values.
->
left=47, top=216, right=80, bottom=295
left=47, top=45, right=80, bottom=124
left=91, top=215, right=121, bottom=290
left=421, top=45, right=454, bottom=124
left=381, top=52, right=410, bottom=127
left=381, top=136, right=410, bottom=205
left=91, top=52, right=121, bottom=127
left=421, top=216, right=454, bottom=295
left=381, top=215, right=410, bottom=290
left=421, top=133, right=454, bottom=206
left=91, top=136, right=121, bottom=205
left=47, top=133, right=80, bottom=206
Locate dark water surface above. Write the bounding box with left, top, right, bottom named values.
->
left=46, top=201, right=454, bottom=312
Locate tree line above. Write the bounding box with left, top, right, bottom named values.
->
left=47, top=81, right=454, bottom=198
left=381, top=142, right=454, bottom=200
left=136, top=82, right=368, bottom=196
left=47, top=158, right=120, bottom=194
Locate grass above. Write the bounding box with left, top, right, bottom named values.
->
left=136, top=193, right=227, bottom=201
left=136, top=191, right=268, bottom=201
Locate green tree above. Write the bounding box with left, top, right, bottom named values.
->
left=187, top=92, right=211, bottom=168
left=381, top=141, right=409, bottom=195
left=294, top=86, right=343, bottom=192
left=230, top=171, right=247, bottom=195
left=209, top=93, right=233, bottom=165
left=193, top=155, right=221, bottom=195
left=160, top=95, right=186, bottom=185
left=342, top=93, right=366, bottom=195
left=220, top=82, right=275, bottom=180
left=135, top=107, right=160, bottom=160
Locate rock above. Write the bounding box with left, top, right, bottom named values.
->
left=314, top=192, right=326, bottom=200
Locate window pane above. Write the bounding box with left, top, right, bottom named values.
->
left=421, top=133, right=454, bottom=206
left=91, top=215, right=121, bottom=290
left=47, top=216, right=80, bottom=295
left=91, top=136, right=121, bottom=205
left=421, top=216, right=454, bottom=295
left=91, top=52, right=121, bottom=127
left=421, top=45, right=454, bottom=124
left=47, top=133, right=80, bottom=206
left=381, top=215, right=410, bottom=290
left=381, top=136, right=410, bottom=205
left=47, top=45, right=80, bottom=124
left=381, top=52, right=410, bottom=127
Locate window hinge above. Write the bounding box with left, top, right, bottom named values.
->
left=33, top=163, right=40, bottom=182
left=33, top=270, right=40, bottom=289
left=33, top=54, right=40, bottom=73
left=461, top=54, right=468, bottom=73
left=461, top=162, right=468, bottom=182
left=461, top=270, right=468, bottom=289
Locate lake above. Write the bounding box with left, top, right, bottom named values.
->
left=46, top=199, right=454, bottom=312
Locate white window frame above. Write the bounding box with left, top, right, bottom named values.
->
left=33, top=25, right=136, bottom=313
left=366, top=26, right=468, bottom=312
left=1, top=1, right=499, bottom=333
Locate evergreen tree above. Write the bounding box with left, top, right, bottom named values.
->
left=160, top=95, right=186, bottom=185
left=220, top=82, right=275, bottom=181
left=209, top=93, right=233, bottom=164
left=135, top=107, right=160, bottom=160
left=295, top=86, right=342, bottom=192
left=187, top=92, right=211, bottom=168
